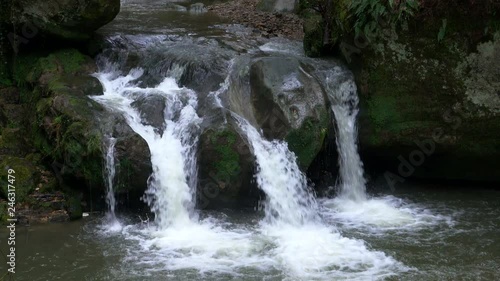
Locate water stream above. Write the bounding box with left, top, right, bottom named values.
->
left=3, top=1, right=499, bottom=281
left=103, top=136, right=120, bottom=224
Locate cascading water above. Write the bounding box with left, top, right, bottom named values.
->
left=104, top=136, right=118, bottom=218
left=236, top=117, right=318, bottom=226
left=232, top=115, right=402, bottom=279
left=319, top=67, right=416, bottom=226
left=93, top=63, right=201, bottom=229
left=87, top=28, right=407, bottom=278
left=328, top=77, right=367, bottom=201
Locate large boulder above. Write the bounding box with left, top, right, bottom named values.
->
left=353, top=26, right=500, bottom=185
left=198, top=126, right=257, bottom=209
left=10, top=0, right=120, bottom=40
left=229, top=55, right=329, bottom=169
left=198, top=55, right=330, bottom=208
left=8, top=48, right=151, bottom=210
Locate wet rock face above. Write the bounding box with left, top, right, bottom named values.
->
left=131, top=95, right=167, bottom=132
left=198, top=54, right=332, bottom=209
left=11, top=0, right=120, bottom=40
left=209, top=0, right=304, bottom=40
left=112, top=117, right=152, bottom=196
left=197, top=124, right=262, bottom=210
left=224, top=55, right=329, bottom=169
left=354, top=29, right=500, bottom=184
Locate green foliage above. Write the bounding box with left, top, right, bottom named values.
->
left=350, top=0, right=419, bottom=40
left=286, top=116, right=327, bottom=169
left=437, top=19, right=447, bottom=42
left=0, top=77, right=13, bottom=87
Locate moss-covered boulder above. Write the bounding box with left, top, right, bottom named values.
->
left=9, top=49, right=106, bottom=191
left=248, top=56, right=329, bottom=168
left=0, top=156, right=38, bottom=203
left=10, top=0, right=120, bottom=41
left=113, top=119, right=152, bottom=197
left=198, top=126, right=256, bottom=209
left=353, top=23, right=500, bottom=184
left=0, top=128, right=31, bottom=157
left=197, top=55, right=330, bottom=208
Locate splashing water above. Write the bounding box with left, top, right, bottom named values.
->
left=104, top=137, right=118, bottom=217
left=93, top=64, right=201, bottom=229
left=90, top=51, right=406, bottom=280
left=320, top=67, right=429, bottom=227
left=236, top=117, right=318, bottom=226
left=327, top=77, right=367, bottom=201
left=233, top=116, right=405, bottom=279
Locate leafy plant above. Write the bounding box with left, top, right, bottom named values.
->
left=350, top=0, right=420, bottom=41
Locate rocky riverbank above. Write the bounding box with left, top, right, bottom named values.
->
left=208, top=0, right=304, bottom=40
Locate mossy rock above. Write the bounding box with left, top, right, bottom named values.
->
left=13, top=49, right=96, bottom=88
left=198, top=126, right=255, bottom=208
left=249, top=56, right=330, bottom=169
left=353, top=23, right=500, bottom=183
left=0, top=156, right=38, bottom=203
left=286, top=115, right=328, bottom=168
left=11, top=0, right=120, bottom=41
left=0, top=128, right=31, bottom=157
left=10, top=49, right=106, bottom=187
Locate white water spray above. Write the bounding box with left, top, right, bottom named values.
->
left=237, top=117, right=318, bottom=226
left=93, top=65, right=201, bottom=229
left=322, top=68, right=420, bottom=227
left=329, top=78, right=367, bottom=201
left=104, top=137, right=118, bottom=218
left=91, top=48, right=405, bottom=279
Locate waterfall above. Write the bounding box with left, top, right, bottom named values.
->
left=324, top=70, right=367, bottom=201
left=104, top=136, right=118, bottom=218
left=92, top=63, right=201, bottom=229
left=236, top=117, right=318, bottom=226
left=318, top=67, right=417, bottom=227
left=89, top=50, right=403, bottom=280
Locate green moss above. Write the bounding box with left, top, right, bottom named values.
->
left=286, top=116, right=327, bottom=169
left=13, top=49, right=88, bottom=89
left=12, top=54, right=40, bottom=86
left=0, top=156, right=37, bottom=203
left=209, top=129, right=241, bottom=183
left=115, top=157, right=133, bottom=192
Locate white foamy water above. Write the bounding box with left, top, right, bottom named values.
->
left=104, top=137, right=118, bottom=218
left=237, top=117, right=318, bottom=226
left=261, top=223, right=404, bottom=280
left=234, top=117, right=405, bottom=279
left=92, top=62, right=272, bottom=276
left=100, top=136, right=124, bottom=232
left=319, top=195, right=455, bottom=231
left=327, top=78, right=367, bottom=201
left=93, top=66, right=201, bottom=229
left=319, top=68, right=448, bottom=231
left=91, top=55, right=406, bottom=280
